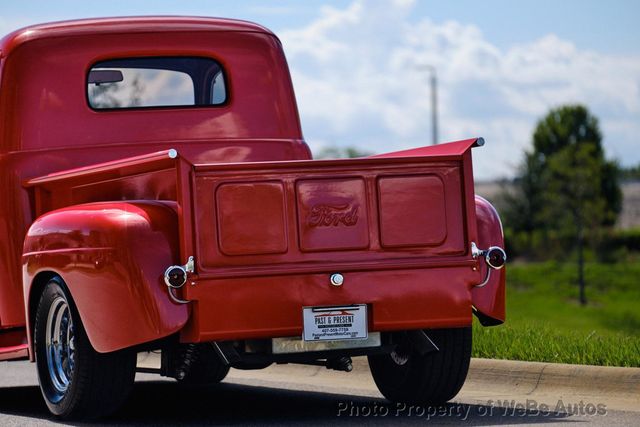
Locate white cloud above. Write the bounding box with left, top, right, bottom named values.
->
left=279, top=0, right=640, bottom=179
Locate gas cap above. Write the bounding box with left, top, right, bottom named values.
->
left=330, top=273, right=344, bottom=287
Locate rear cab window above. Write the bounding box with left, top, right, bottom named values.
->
left=87, top=57, right=227, bottom=109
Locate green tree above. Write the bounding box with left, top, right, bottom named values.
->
left=501, top=105, right=622, bottom=305
left=543, top=143, right=608, bottom=305
left=531, top=105, right=621, bottom=226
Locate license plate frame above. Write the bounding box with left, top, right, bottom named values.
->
left=302, top=304, right=368, bottom=341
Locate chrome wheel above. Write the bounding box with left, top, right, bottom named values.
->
left=35, top=277, right=136, bottom=418
left=45, top=295, right=75, bottom=400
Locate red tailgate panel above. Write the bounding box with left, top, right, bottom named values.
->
left=185, top=268, right=476, bottom=342
left=378, top=175, right=447, bottom=248
left=216, top=181, right=288, bottom=256
left=296, top=178, right=370, bottom=252
left=195, top=161, right=468, bottom=273
left=184, top=149, right=481, bottom=340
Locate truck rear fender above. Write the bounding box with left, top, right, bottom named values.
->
left=472, top=195, right=506, bottom=325
left=22, top=201, right=189, bottom=356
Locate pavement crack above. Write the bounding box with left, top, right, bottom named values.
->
left=526, top=363, right=549, bottom=395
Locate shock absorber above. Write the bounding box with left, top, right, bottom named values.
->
left=175, top=343, right=199, bottom=380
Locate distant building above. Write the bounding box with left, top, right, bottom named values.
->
left=475, top=181, right=640, bottom=230
left=618, top=181, right=640, bottom=229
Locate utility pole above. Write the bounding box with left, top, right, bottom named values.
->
left=417, top=65, right=438, bottom=145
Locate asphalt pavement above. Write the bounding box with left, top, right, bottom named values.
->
left=1, top=358, right=638, bottom=426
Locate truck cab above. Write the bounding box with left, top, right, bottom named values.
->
left=0, top=17, right=506, bottom=419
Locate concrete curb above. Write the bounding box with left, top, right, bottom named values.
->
left=462, top=358, right=640, bottom=412
left=226, top=357, right=640, bottom=413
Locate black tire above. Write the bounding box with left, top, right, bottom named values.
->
left=34, top=277, right=136, bottom=419
left=177, top=344, right=230, bottom=385
left=368, top=327, right=472, bottom=405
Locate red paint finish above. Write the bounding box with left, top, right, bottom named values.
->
left=217, top=182, right=288, bottom=256
left=193, top=151, right=473, bottom=276
left=0, top=327, right=29, bottom=360
left=472, top=196, right=506, bottom=324
left=0, top=328, right=27, bottom=346
left=297, top=178, right=370, bottom=252
left=0, top=345, right=29, bottom=361
left=1, top=140, right=308, bottom=330
left=23, top=201, right=189, bottom=353
left=378, top=175, right=447, bottom=247
left=184, top=267, right=476, bottom=343
left=0, top=17, right=505, bottom=361
left=181, top=140, right=484, bottom=341
left=0, top=17, right=308, bottom=344
left=0, top=17, right=302, bottom=152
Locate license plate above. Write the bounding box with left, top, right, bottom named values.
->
left=302, top=305, right=368, bottom=341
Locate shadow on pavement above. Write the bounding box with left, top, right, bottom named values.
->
left=0, top=381, right=573, bottom=425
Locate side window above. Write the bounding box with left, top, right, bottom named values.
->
left=87, top=57, right=227, bottom=109
left=211, top=71, right=226, bottom=105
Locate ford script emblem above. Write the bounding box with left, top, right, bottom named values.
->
left=308, top=204, right=359, bottom=227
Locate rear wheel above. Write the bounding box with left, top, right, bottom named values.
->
left=34, top=277, right=136, bottom=419
left=368, top=327, right=472, bottom=405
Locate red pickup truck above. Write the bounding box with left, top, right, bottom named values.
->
left=0, top=17, right=506, bottom=419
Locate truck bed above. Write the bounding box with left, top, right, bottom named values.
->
left=25, top=138, right=485, bottom=342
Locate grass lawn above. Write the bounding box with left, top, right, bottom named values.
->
left=472, top=261, right=640, bottom=367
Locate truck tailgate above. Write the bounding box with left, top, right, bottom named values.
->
left=191, top=142, right=480, bottom=277
left=181, top=138, right=483, bottom=341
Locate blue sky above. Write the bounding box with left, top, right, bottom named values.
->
left=3, top=0, right=639, bottom=52
left=2, top=0, right=639, bottom=179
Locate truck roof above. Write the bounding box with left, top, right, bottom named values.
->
left=0, top=16, right=275, bottom=58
